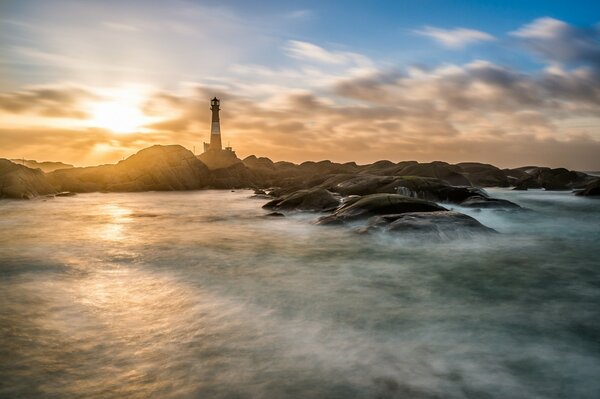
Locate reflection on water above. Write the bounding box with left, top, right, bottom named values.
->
left=0, top=190, right=599, bottom=398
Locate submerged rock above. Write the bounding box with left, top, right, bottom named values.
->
left=263, top=188, right=340, bottom=211
left=317, top=193, right=446, bottom=224
left=265, top=212, right=285, bottom=217
left=460, top=195, right=521, bottom=209
left=360, top=211, right=497, bottom=238
left=0, top=159, right=57, bottom=199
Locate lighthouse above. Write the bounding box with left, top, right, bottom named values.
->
left=204, top=97, right=222, bottom=152
left=198, top=96, right=238, bottom=168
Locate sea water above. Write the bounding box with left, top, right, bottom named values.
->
left=0, top=189, right=599, bottom=398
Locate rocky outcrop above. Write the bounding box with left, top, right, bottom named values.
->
left=396, top=161, right=472, bottom=186
left=0, top=159, right=57, bottom=199
left=317, top=194, right=446, bottom=225
left=359, top=211, right=497, bottom=238
left=197, top=149, right=242, bottom=170
left=318, top=174, right=487, bottom=203
left=9, top=159, right=74, bottom=173
left=456, top=162, right=510, bottom=187
left=263, top=188, right=340, bottom=211
left=575, top=178, right=600, bottom=196
left=508, top=167, right=591, bottom=190
left=47, top=145, right=211, bottom=193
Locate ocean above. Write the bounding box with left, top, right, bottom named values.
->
left=1, top=189, right=599, bottom=398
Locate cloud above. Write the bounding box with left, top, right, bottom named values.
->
left=284, top=40, right=370, bottom=66
left=511, top=17, right=600, bottom=67
left=415, top=26, right=495, bottom=48
left=0, top=86, right=97, bottom=118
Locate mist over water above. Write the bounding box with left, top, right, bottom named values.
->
left=1, top=190, right=599, bottom=398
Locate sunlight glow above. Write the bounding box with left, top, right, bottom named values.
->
left=87, top=89, right=153, bottom=134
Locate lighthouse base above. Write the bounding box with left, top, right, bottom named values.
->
left=197, top=148, right=241, bottom=170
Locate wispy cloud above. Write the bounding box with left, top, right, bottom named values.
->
left=284, top=40, right=370, bottom=66
left=415, top=26, right=495, bottom=48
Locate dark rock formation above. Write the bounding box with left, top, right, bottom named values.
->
left=456, top=162, right=509, bottom=187
left=0, top=159, right=57, bottom=199
left=459, top=195, right=521, bottom=209
left=396, top=161, right=472, bottom=186
left=317, top=194, right=446, bottom=225
left=318, top=174, right=486, bottom=204
left=263, top=188, right=340, bottom=211
left=47, top=145, right=211, bottom=193
left=359, top=211, right=497, bottom=238
left=575, top=178, right=600, bottom=196
left=509, top=167, right=592, bottom=190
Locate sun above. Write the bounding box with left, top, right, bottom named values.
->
left=87, top=89, right=152, bottom=134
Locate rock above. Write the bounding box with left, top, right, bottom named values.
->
left=263, top=188, right=340, bottom=211
left=9, top=159, right=74, bottom=173
left=456, top=162, right=509, bottom=187
left=396, top=161, right=472, bottom=186
left=510, top=166, right=592, bottom=191
left=0, top=159, right=58, bottom=199
left=265, top=212, right=285, bottom=217
left=460, top=195, right=521, bottom=209
left=319, top=174, right=486, bottom=203
left=197, top=149, right=242, bottom=170
left=55, top=191, right=77, bottom=197
left=575, top=178, right=600, bottom=196
left=47, top=145, right=211, bottom=193
left=359, top=211, right=497, bottom=238
left=317, top=194, right=446, bottom=224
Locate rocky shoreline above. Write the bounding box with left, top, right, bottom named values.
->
left=1, top=144, right=598, bottom=237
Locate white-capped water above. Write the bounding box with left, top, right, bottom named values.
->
left=0, top=189, right=599, bottom=398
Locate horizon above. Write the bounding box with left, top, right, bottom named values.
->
left=1, top=0, right=600, bottom=169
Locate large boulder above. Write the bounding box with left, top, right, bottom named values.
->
left=319, top=174, right=487, bottom=203
left=360, top=211, right=497, bottom=238
left=0, top=159, right=57, bottom=199
left=317, top=194, right=446, bottom=224
left=459, top=195, right=521, bottom=209
left=575, top=178, right=600, bottom=196
left=47, top=145, right=211, bottom=192
left=510, top=167, right=592, bottom=190
left=263, top=188, right=340, bottom=211
left=456, top=162, right=509, bottom=187
left=396, top=161, right=472, bottom=186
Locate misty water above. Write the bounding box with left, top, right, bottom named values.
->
left=1, top=189, right=599, bottom=399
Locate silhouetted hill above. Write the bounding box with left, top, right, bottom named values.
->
left=9, top=159, right=74, bottom=173
left=0, top=159, right=57, bottom=199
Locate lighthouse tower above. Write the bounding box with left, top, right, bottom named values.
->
left=204, top=97, right=222, bottom=152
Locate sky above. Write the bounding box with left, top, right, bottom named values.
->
left=1, top=0, right=600, bottom=169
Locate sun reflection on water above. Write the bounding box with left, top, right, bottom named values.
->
left=97, top=204, right=132, bottom=241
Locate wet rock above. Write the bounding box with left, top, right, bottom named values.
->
left=396, top=161, right=472, bottom=186
left=0, top=159, right=57, bottom=199
left=55, top=191, right=77, bottom=197
left=460, top=195, right=521, bottom=209
left=265, top=212, right=285, bottom=217
left=575, top=178, right=600, bottom=196
left=317, top=194, right=446, bottom=224
left=456, top=162, right=510, bottom=187
left=360, top=211, right=497, bottom=238
left=263, top=188, right=340, bottom=211
left=319, top=174, right=486, bottom=204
